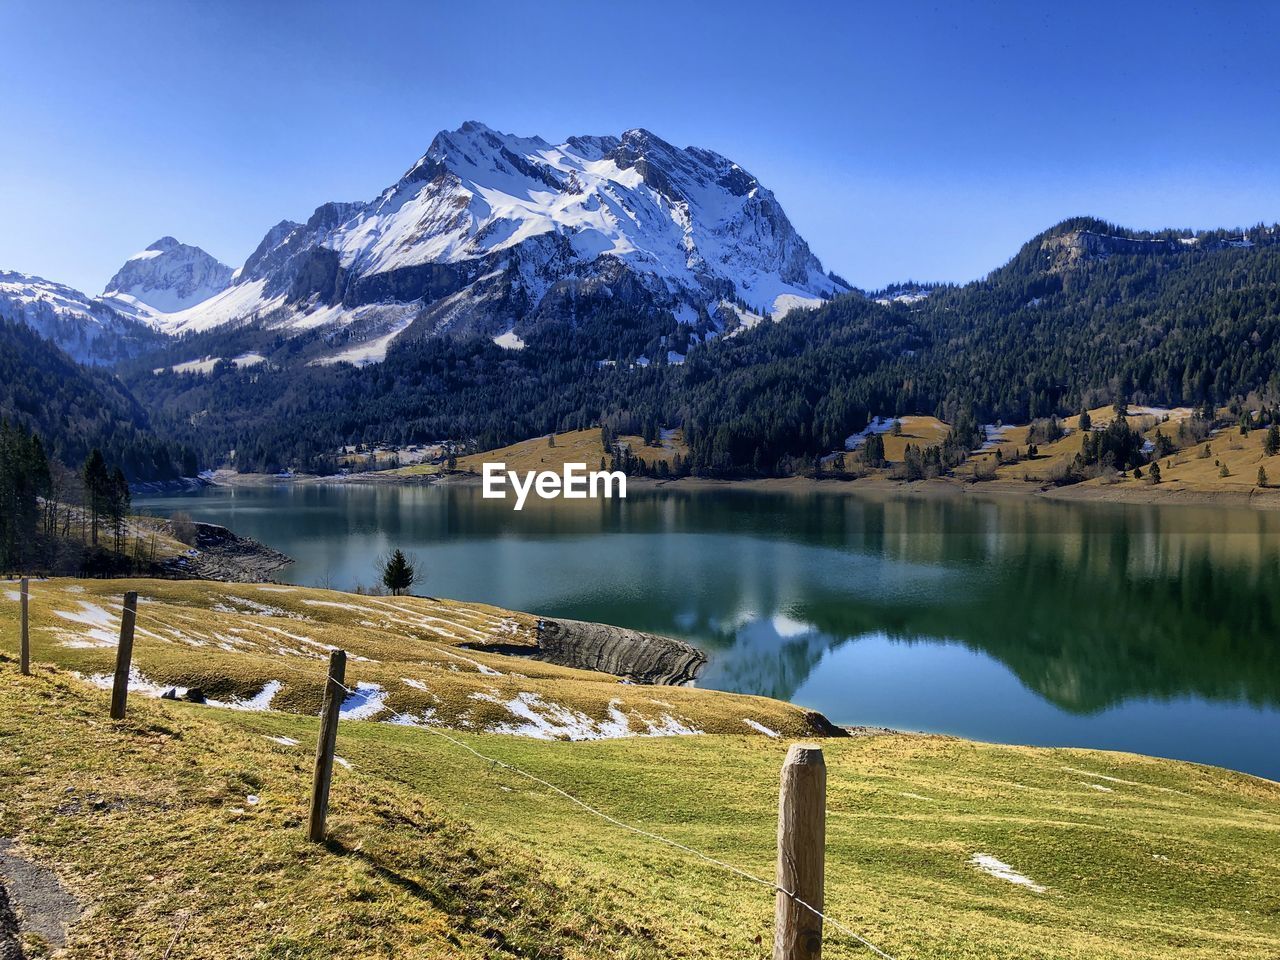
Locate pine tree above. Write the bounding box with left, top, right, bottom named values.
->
left=1149, top=460, right=1161, bottom=484
left=1078, top=409, right=1092, bottom=432
left=380, top=549, right=417, bottom=596
left=82, top=449, right=112, bottom=546
left=1258, top=466, right=1268, bottom=488
left=1265, top=424, right=1280, bottom=457
left=110, top=467, right=130, bottom=553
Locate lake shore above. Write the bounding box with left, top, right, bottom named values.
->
left=208, top=465, right=1280, bottom=510
left=626, top=474, right=1280, bottom=510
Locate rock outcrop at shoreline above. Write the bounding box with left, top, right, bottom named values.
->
left=465, top=617, right=707, bottom=685
left=159, top=521, right=292, bottom=583
left=534, top=617, right=707, bottom=685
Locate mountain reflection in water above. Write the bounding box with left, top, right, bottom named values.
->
left=136, top=483, right=1280, bottom=778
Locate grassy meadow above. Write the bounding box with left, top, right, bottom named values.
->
left=389, top=428, right=689, bottom=479
left=0, top=578, right=1277, bottom=957
left=0, top=578, right=818, bottom=739
left=1, top=663, right=1277, bottom=958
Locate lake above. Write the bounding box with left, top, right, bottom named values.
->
left=135, top=482, right=1280, bottom=780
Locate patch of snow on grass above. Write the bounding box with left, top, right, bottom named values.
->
left=845, top=416, right=897, bottom=451
left=334, top=757, right=352, bottom=770
left=979, top=424, right=1012, bottom=450
left=437, top=648, right=502, bottom=676
left=1062, top=766, right=1184, bottom=795
left=388, top=707, right=439, bottom=727
left=743, top=718, right=781, bottom=738
left=642, top=714, right=703, bottom=736
left=53, top=602, right=120, bottom=647
left=79, top=668, right=184, bottom=698
left=212, top=680, right=283, bottom=712
left=402, top=678, right=429, bottom=691
left=472, top=692, right=697, bottom=741
left=3, top=590, right=19, bottom=602
left=472, top=691, right=624, bottom=740
left=339, top=682, right=388, bottom=720
left=266, top=735, right=299, bottom=746
left=1085, top=783, right=1114, bottom=793
left=969, top=853, right=1047, bottom=893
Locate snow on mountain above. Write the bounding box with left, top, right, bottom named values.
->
left=161, top=122, right=850, bottom=360
left=101, top=236, right=233, bottom=321
left=0, top=270, right=161, bottom=364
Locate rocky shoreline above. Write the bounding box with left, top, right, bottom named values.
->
left=535, top=617, right=707, bottom=685
left=158, top=521, right=293, bottom=583
left=462, top=616, right=706, bottom=685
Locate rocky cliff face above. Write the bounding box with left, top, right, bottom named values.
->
left=1038, top=226, right=1276, bottom=274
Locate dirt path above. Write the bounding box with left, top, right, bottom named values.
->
left=0, top=840, right=80, bottom=953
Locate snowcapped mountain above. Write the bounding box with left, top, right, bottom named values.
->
left=157, top=122, right=849, bottom=361
left=0, top=271, right=162, bottom=365
left=101, top=236, right=233, bottom=320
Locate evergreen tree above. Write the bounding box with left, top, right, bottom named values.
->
left=380, top=549, right=418, bottom=596
left=863, top=433, right=887, bottom=468
left=82, top=449, right=112, bottom=546
left=1265, top=424, right=1280, bottom=457
left=1258, top=466, right=1268, bottom=488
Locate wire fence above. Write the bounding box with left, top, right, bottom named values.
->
left=324, top=675, right=898, bottom=959
left=22, top=588, right=900, bottom=959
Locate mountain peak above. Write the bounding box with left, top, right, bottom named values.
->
left=143, top=123, right=849, bottom=355
left=103, top=237, right=233, bottom=318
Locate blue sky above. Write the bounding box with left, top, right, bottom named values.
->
left=3, top=0, right=1278, bottom=293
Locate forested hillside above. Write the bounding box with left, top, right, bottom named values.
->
left=0, top=319, right=195, bottom=481
left=121, top=218, right=1280, bottom=475
left=676, top=218, right=1280, bottom=471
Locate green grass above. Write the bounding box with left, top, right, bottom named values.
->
left=1, top=578, right=824, bottom=739
left=1, top=580, right=1278, bottom=958
left=1, top=669, right=1277, bottom=957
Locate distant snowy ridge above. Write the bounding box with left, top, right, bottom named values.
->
left=102, top=236, right=233, bottom=320
left=0, top=270, right=161, bottom=364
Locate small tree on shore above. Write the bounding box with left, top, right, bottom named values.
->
left=381, top=549, right=418, bottom=596
left=1259, top=466, right=1269, bottom=488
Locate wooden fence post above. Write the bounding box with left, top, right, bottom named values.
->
left=774, top=743, right=826, bottom=960
left=308, top=649, right=347, bottom=843
left=19, top=578, right=30, bottom=676
left=109, top=591, right=138, bottom=720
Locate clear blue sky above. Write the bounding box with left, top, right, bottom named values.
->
left=3, top=0, right=1278, bottom=294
